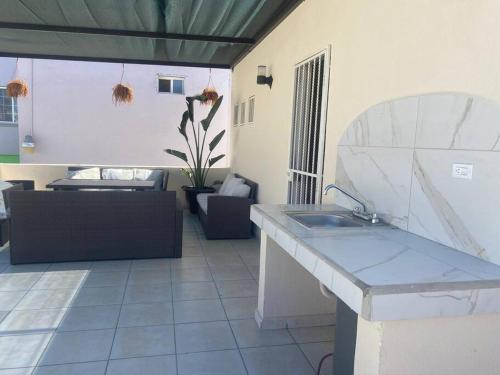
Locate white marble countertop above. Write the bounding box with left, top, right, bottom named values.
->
left=251, top=204, right=500, bottom=321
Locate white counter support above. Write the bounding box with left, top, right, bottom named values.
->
left=354, top=313, right=500, bottom=375
left=256, top=233, right=336, bottom=329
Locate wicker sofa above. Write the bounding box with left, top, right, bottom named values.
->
left=67, top=166, right=169, bottom=191
left=9, top=190, right=183, bottom=264
left=197, top=174, right=257, bottom=239
left=0, top=183, right=26, bottom=247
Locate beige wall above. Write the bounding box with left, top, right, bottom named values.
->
left=354, top=314, right=500, bottom=375
left=231, top=0, right=500, bottom=204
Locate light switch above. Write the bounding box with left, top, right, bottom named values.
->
left=452, top=163, right=473, bottom=179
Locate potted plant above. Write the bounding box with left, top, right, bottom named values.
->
left=165, top=95, right=225, bottom=213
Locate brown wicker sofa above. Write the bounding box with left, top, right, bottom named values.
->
left=9, top=190, right=182, bottom=264
left=197, top=174, right=257, bottom=240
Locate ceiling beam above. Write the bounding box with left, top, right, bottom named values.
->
left=231, top=0, right=304, bottom=68
left=0, top=51, right=231, bottom=69
left=0, top=22, right=255, bottom=45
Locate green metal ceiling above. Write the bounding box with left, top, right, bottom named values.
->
left=0, top=0, right=302, bottom=68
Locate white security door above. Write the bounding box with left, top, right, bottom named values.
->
left=288, top=48, right=330, bottom=204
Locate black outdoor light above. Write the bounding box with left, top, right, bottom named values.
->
left=256, top=65, right=273, bottom=88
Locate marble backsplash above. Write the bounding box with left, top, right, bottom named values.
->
left=336, top=93, right=500, bottom=265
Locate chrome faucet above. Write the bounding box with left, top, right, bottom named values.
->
left=323, top=183, right=379, bottom=223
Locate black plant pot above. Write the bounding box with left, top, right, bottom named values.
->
left=182, top=186, right=216, bottom=214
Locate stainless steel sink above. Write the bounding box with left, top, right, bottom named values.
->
left=286, top=212, right=364, bottom=229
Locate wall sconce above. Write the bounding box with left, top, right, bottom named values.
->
left=21, top=134, right=35, bottom=153
left=256, top=65, right=273, bottom=88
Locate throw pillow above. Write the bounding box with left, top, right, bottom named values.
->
left=0, top=181, right=13, bottom=219
left=218, top=173, right=235, bottom=195
left=102, top=168, right=134, bottom=180
left=221, top=177, right=244, bottom=196
left=228, top=183, right=251, bottom=198
left=68, top=167, right=101, bottom=179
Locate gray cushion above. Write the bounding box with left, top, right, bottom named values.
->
left=102, top=168, right=134, bottom=180
left=218, top=174, right=235, bottom=195
left=0, top=181, right=13, bottom=219
left=220, top=177, right=244, bottom=196
left=133, top=168, right=161, bottom=181
left=68, top=167, right=100, bottom=180
left=134, top=168, right=164, bottom=190
left=196, top=193, right=218, bottom=214
left=227, top=183, right=251, bottom=198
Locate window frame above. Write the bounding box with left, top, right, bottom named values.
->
left=157, top=75, right=185, bottom=95
left=248, top=96, right=255, bottom=124
left=0, top=86, right=18, bottom=125
left=233, top=103, right=239, bottom=126
left=240, top=101, right=246, bottom=126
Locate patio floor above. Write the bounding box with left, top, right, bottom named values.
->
left=0, top=213, right=334, bottom=375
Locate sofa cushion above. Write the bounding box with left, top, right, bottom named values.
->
left=102, top=168, right=134, bottom=180
left=220, top=177, right=244, bottom=197
left=133, top=168, right=161, bottom=181
left=218, top=174, right=235, bottom=195
left=196, top=193, right=218, bottom=214
left=0, top=181, right=13, bottom=219
left=227, top=183, right=251, bottom=198
left=68, top=167, right=101, bottom=179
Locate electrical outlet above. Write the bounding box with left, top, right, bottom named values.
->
left=452, top=163, right=473, bottom=179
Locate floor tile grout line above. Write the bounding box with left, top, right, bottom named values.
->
left=103, top=261, right=131, bottom=374
left=169, top=258, right=179, bottom=375
left=216, top=241, right=251, bottom=375
left=30, top=267, right=99, bottom=369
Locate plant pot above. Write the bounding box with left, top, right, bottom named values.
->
left=182, top=186, right=216, bottom=214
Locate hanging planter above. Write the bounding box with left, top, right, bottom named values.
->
left=7, top=59, right=29, bottom=98
left=112, top=63, right=134, bottom=105
left=200, top=69, right=219, bottom=106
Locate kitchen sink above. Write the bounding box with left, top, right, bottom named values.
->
left=286, top=212, right=364, bottom=229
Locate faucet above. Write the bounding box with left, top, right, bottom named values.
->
left=323, top=183, right=379, bottom=223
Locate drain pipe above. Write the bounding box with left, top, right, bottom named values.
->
left=319, top=281, right=336, bottom=299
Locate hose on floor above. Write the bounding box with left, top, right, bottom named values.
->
left=317, top=352, right=333, bottom=375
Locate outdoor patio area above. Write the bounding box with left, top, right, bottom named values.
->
left=0, top=212, right=333, bottom=375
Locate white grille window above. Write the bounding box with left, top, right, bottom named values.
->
left=248, top=96, right=255, bottom=123
left=288, top=50, right=330, bottom=204
left=233, top=104, right=239, bottom=126
left=0, top=88, right=17, bottom=123
left=240, top=101, right=246, bottom=125
left=158, top=76, right=184, bottom=94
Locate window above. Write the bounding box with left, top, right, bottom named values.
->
left=233, top=104, right=239, bottom=126
left=240, top=101, right=246, bottom=125
left=248, top=96, right=255, bottom=123
left=158, top=76, right=184, bottom=94
left=0, top=88, right=17, bottom=123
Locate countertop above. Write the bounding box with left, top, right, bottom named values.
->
left=251, top=204, right=500, bottom=320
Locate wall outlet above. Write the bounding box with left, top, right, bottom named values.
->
left=452, top=163, right=473, bottom=179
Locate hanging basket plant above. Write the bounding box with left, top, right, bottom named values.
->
left=201, top=87, right=219, bottom=106
left=112, top=64, right=134, bottom=105
left=200, top=69, right=219, bottom=106
left=7, top=59, right=29, bottom=98
left=112, top=83, right=134, bottom=104
left=7, top=79, right=29, bottom=98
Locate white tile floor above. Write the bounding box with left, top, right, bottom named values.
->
left=0, top=213, right=334, bottom=375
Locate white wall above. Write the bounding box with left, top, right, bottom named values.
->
left=16, top=59, right=231, bottom=167
left=0, top=57, right=19, bottom=155
left=231, top=0, right=500, bottom=205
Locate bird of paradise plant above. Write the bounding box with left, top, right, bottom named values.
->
left=165, top=95, right=225, bottom=188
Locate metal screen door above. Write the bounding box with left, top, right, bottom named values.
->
left=287, top=48, right=330, bottom=204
